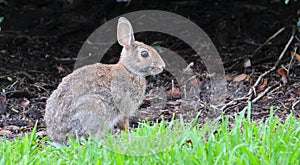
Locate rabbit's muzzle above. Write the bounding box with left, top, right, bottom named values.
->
left=149, top=64, right=165, bottom=75
left=137, top=63, right=165, bottom=77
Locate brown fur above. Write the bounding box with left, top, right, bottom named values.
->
left=45, top=17, right=165, bottom=144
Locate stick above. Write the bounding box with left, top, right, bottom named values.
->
left=274, top=34, right=295, bottom=67
left=253, top=27, right=285, bottom=55
left=292, top=100, right=300, bottom=111
left=252, top=83, right=279, bottom=103
left=220, top=97, right=248, bottom=111
left=221, top=34, right=295, bottom=112
left=248, top=34, right=295, bottom=97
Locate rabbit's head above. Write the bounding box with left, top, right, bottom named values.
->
left=117, top=17, right=165, bottom=77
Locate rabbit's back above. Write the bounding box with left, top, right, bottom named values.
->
left=45, top=63, right=146, bottom=143
left=46, top=64, right=113, bottom=119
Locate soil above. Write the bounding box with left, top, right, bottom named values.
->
left=0, top=0, right=300, bottom=140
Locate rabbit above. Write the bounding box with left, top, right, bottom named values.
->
left=45, top=17, right=166, bottom=144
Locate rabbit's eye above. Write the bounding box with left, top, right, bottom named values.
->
left=141, top=51, right=149, bottom=58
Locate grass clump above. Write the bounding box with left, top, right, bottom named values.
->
left=0, top=106, right=299, bottom=164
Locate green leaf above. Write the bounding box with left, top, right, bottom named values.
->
left=7, top=77, right=13, bottom=81
left=0, top=0, right=7, bottom=4
left=285, top=0, right=290, bottom=4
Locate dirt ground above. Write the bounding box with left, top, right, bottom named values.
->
left=0, top=0, right=300, bottom=139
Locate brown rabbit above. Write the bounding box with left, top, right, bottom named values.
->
left=45, top=17, right=165, bottom=144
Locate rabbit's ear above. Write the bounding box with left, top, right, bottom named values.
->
left=117, top=17, right=135, bottom=47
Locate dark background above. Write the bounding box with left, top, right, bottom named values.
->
left=0, top=0, right=299, bottom=138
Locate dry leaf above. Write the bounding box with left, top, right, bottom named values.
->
left=276, top=68, right=287, bottom=76
left=233, top=74, right=250, bottom=82
left=0, top=130, right=11, bottom=136
left=167, top=88, right=181, bottom=99
left=56, top=65, right=66, bottom=73
left=166, top=101, right=179, bottom=106
left=21, top=98, right=30, bottom=107
left=185, top=139, right=193, bottom=146
left=27, top=120, right=35, bottom=127
left=181, top=139, right=193, bottom=148
left=243, top=58, right=252, bottom=68
left=291, top=51, right=300, bottom=61
left=259, top=134, right=263, bottom=140
left=276, top=68, right=288, bottom=84
left=225, top=74, right=232, bottom=81
left=281, top=76, right=288, bottom=84
left=258, top=78, right=268, bottom=91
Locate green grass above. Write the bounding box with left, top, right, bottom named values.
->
left=1, top=106, right=299, bottom=165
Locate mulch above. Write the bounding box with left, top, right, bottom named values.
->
left=0, top=0, right=299, bottom=140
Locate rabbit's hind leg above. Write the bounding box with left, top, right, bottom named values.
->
left=71, top=94, right=111, bottom=139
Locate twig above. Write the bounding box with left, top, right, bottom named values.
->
left=267, top=84, right=281, bottom=95
left=8, top=80, right=19, bottom=89
left=292, top=100, right=300, bottom=111
left=15, top=71, right=34, bottom=81
left=249, top=67, right=276, bottom=94
left=220, top=34, right=295, bottom=112
left=220, top=97, right=248, bottom=111
left=247, top=34, right=295, bottom=98
left=253, top=27, right=285, bottom=56
left=53, top=56, right=77, bottom=61
left=171, top=80, right=174, bottom=92
left=252, top=83, right=279, bottom=103
left=274, top=34, right=295, bottom=67
left=31, top=83, right=49, bottom=94
left=287, top=52, right=294, bottom=76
